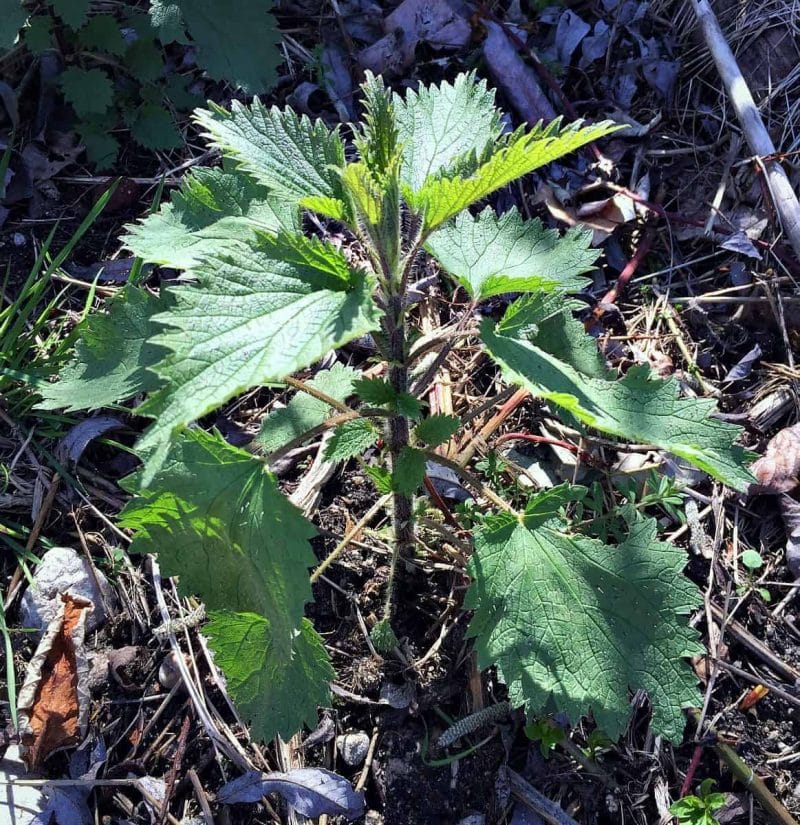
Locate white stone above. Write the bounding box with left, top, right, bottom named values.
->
left=0, top=744, right=45, bottom=825
left=337, top=731, right=370, bottom=766
left=19, top=546, right=116, bottom=636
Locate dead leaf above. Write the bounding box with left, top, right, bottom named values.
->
left=749, top=423, right=800, bottom=494
left=358, top=0, right=471, bottom=75
left=18, top=594, right=92, bottom=770
left=483, top=22, right=556, bottom=124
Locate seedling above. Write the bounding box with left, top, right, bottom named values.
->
left=39, top=73, right=755, bottom=743
left=669, top=779, right=725, bottom=825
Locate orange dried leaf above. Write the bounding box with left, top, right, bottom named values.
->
left=18, top=593, right=91, bottom=770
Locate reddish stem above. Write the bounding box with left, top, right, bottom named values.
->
left=494, top=432, right=578, bottom=453
left=679, top=743, right=705, bottom=798
left=594, top=227, right=655, bottom=314
left=423, top=474, right=461, bottom=529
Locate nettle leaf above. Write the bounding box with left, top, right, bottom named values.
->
left=481, top=308, right=755, bottom=490
left=466, top=509, right=703, bottom=740
left=356, top=72, right=399, bottom=178
left=149, top=0, right=188, bottom=44
left=256, top=363, right=359, bottom=455
left=52, top=0, right=89, bottom=29
left=37, top=286, right=165, bottom=412
left=76, top=122, right=120, bottom=170
left=123, top=37, right=164, bottom=83
left=130, top=104, right=182, bottom=151
left=135, top=234, right=381, bottom=483
left=179, top=0, right=281, bottom=92
left=414, top=414, right=460, bottom=447
left=125, top=166, right=298, bottom=270
left=413, top=119, right=622, bottom=231
left=61, top=67, right=113, bottom=117
left=426, top=208, right=597, bottom=300
left=194, top=102, right=345, bottom=205
left=77, top=15, right=126, bottom=56
left=392, top=446, right=426, bottom=495
left=498, top=294, right=610, bottom=379
left=205, top=613, right=333, bottom=741
left=24, top=16, right=54, bottom=54
left=121, top=430, right=316, bottom=656
left=324, top=418, right=379, bottom=461
left=353, top=377, right=395, bottom=406
left=394, top=72, right=503, bottom=191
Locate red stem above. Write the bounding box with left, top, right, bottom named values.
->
left=679, top=743, right=705, bottom=798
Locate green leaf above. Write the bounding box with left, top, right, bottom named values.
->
left=255, top=363, right=358, bottom=454
left=24, top=16, right=54, bottom=55
left=61, top=67, right=113, bottom=117
left=393, top=392, right=423, bottom=420
left=121, top=429, right=316, bottom=656
left=356, top=72, right=399, bottom=179
left=76, top=122, right=120, bottom=170
left=194, top=101, right=345, bottom=205
left=149, top=0, right=188, bottom=44
left=124, top=166, right=299, bottom=269
left=412, top=119, right=622, bottom=231
left=466, top=509, right=703, bottom=740
left=392, top=446, right=425, bottom=495
left=299, top=195, right=348, bottom=222
left=481, top=313, right=755, bottom=491
left=52, top=0, right=89, bottom=29
left=205, top=613, right=333, bottom=741
left=426, top=207, right=597, bottom=300
left=135, top=234, right=381, bottom=484
left=162, top=74, right=203, bottom=111
left=2, top=0, right=27, bottom=50
left=130, top=104, right=182, bottom=150
left=324, top=418, right=379, bottom=461
left=124, top=37, right=164, bottom=83
left=365, top=464, right=392, bottom=493
left=414, top=414, right=460, bottom=447
left=370, top=618, right=398, bottom=653
left=498, top=294, right=610, bottom=378
left=740, top=548, right=763, bottom=570
left=353, top=377, right=396, bottom=406
left=178, top=0, right=280, bottom=92
left=37, top=286, right=165, bottom=412
left=394, top=72, right=503, bottom=191
left=77, top=14, right=126, bottom=56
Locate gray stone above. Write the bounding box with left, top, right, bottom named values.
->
left=19, top=546, right=116, bottom=636
left=337, top=731, right=370, bottom=766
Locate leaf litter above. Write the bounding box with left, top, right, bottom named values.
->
left=3, top=0, right=800, bottom=823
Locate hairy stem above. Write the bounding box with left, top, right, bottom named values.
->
left=385, top=292, right=415, bottom=556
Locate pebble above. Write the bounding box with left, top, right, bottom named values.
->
left=19, top=546, right=117, bottom=637
left=457, top=815, right=485, bottom=825
left=337, top=731, right=370, bottom=766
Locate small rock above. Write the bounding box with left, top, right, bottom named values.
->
left=337, top=731, right=370, bottom=766
left=0, top=744, right=45, bottom=825
left=457, top=815, right=485, bottom=825
left=12, top=232, right=26, bottom=247
left=19, top=546, right=116, bottom=637
left=364, top=812, right=384, bottom=825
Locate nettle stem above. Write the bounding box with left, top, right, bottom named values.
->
left=383, top=290, right=414, bottom=616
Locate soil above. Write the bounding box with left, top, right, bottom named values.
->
left=3, top=1, right=800, bottom=824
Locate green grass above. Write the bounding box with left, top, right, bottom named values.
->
left=0, top=183, right=117, bottom=417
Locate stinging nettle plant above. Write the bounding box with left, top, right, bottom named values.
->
left=40, top=72, right=755, bottom=744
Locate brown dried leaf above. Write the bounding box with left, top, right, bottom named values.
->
left=18, top=594, right=91, bottom=770
left=750, top=423, right=800, bottom=494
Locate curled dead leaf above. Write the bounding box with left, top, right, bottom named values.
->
left=749, top=423, right=800, bottom=494
left=18, top=594, right=92, bottom=770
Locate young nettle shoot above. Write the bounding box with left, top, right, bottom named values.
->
left=41, top=72, right=754, bottom=743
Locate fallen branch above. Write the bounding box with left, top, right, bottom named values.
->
left=691, top=0, right=800, bottom=261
